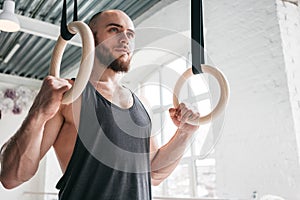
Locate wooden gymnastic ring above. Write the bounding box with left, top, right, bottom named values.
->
left=50, top=21, right=94, bottom=104
left=173, top=64, right=230, bottom=125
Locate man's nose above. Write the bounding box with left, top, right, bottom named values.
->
left=119, top=32, right=129, bottom=44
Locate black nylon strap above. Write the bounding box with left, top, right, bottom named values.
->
left=61, top=0, right=77, bottom=41
left=73, top=0, right=78, bottom=21
left=191, top=0, right=205, bottom=74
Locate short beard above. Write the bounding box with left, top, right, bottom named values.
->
left=95, top=44, right=131, bottom=73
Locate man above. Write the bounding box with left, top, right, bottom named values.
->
left=0, top=10, right=200, bottom=199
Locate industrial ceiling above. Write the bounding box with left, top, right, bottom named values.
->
left=0, top=0, right=162, bottom=80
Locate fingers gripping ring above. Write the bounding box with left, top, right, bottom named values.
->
left=50, top=21, right=94, bottom=104
left=173, top=65, right=230, bottom=125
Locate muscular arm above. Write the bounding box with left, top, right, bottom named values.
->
left=150, top=103, right=200, bottom=186
left=0, top=76, right=71, bottom=189
left=0, top=111, right=64, bottom=189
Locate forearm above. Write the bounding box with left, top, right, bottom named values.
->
left=150, top=103, right=200, bottom=185
left=151, top=158, right=181, bottom=186
left=0, top=76, right=71, bottom=189
left=0, top=110, right=46, bottom=188
left=151, top=129, right=194, bottom=183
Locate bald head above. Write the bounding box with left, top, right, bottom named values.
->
left=88, top=10, right=134, bottom=36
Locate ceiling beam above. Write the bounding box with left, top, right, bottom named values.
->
left=0, top=73, right=41, bottom=88
left=19, top=14, right=82, bottom=47
left=134, top=0, right=181, bottom=26
left=0, top=10, right=82, bottom=47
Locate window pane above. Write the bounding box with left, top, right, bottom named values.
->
left=166, top=56, right=187, bottom=75
left=146, top=57, right=215, bottom=199
left=194, top=99, right=212, bottom=157
left=142, top=83, right=161, bottom=107
left=161, top=83, right=173, bottom=106
left=165, top=163, right=191, bottom=197
left=190, top=74, right=209, bottom=95
left=196, top=159, right=216, bottom=197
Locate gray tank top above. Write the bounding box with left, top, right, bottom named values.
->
left=56, top=82, right=152, bottom=200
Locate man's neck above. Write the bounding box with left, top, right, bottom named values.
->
left=89, top=59, right=123, bottom=83
left=89, top=59, right=133, bottom=108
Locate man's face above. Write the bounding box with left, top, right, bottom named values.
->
left=93, top=11, right=135, bottom=72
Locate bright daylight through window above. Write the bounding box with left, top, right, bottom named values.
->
left=140, top=57, right=217, bottom=198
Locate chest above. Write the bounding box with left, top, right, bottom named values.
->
left=96, top=87, right=133, bottom=109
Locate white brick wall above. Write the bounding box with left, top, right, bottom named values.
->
left=277, top=0, right=300, bottom=165
left=281, top=0, right=299, bottom=6
left=205, top=0, right=300, bottom=199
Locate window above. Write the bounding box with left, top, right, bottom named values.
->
left=139, top=57, right=217, bottom=198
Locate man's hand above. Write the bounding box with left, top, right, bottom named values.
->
left=30, top=76, right=73, bottom=122
left=169, top=103, right=200, bottom=134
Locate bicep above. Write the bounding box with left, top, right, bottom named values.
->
left=39, top=112, right=64, bottom=160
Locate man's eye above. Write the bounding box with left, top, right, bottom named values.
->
left=126, top=32, right=135, bottom=39
left=109, top=27, right=119, bottom=32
